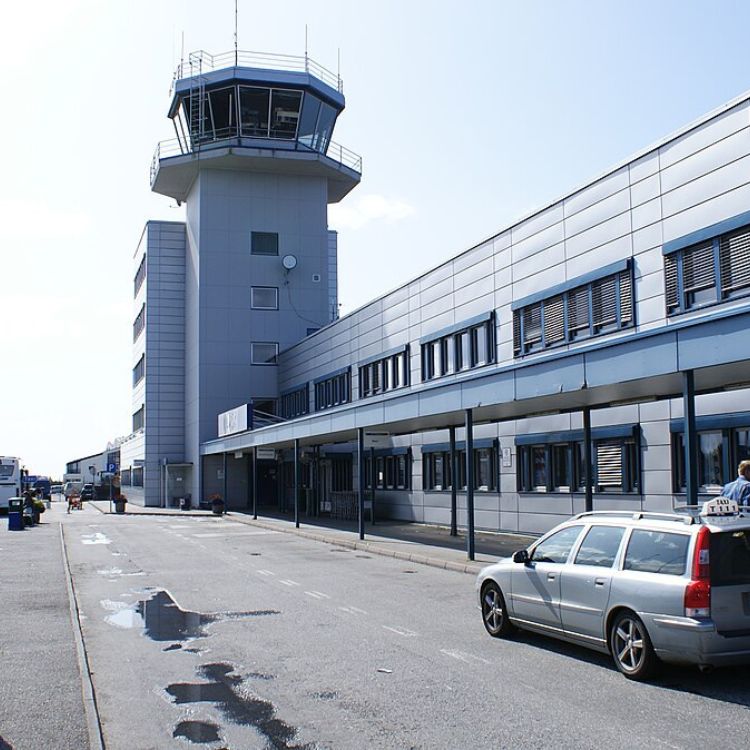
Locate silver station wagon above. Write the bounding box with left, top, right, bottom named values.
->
left=476, top=498, right=750, bottom=679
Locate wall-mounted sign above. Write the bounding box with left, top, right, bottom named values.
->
left=218, top=404, right=249, bottom=437
left=502, top=447, right=512, bottom=468
left=256, top=448, right=276, bottom=461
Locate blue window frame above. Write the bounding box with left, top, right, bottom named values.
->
left=513, top=262, right=634, bottom=356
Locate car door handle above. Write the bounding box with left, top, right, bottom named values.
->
left=594, top=578, right=608, bottom=586
left=547, top=573, right=556, bottom=581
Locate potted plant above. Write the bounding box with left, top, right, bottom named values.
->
left=209, top=493, right=225, bottom=515
left=114, top=493, right=127, bottom=515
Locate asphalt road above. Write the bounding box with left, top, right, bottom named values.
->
left=57, top=505, right=750, bottom=750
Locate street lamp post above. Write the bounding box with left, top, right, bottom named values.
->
left=89, top=465, right=96, bottom=507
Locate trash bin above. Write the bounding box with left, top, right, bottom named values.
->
left=114, top=498, right=127, bottom=514
left=179, top=497, right=190, bottom=511
left=8, top=498, right=23, bottom=531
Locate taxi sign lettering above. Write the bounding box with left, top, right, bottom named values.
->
left=701, top=497, right=739, bottom=516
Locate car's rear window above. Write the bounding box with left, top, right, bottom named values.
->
left=623, top=530, right=690, bottom=576
left=710, top=530, right=750, bottom=586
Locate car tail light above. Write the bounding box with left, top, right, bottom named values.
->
left=684, top=526, right=711, bottom=618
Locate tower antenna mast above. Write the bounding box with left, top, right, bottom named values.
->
left=234, top=0, right=239, bottom=66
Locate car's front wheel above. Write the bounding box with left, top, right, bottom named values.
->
left=610, top=610, right=657, bottom=680
left=481, top=581, right=514, bottom=638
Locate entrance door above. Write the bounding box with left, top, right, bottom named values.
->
left=256, top=461, right=279, bottom=509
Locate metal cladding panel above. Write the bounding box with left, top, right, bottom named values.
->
left=564, top=188, right=630, bottom=238
left=513, top=242, right=565, bottom=282
left=630, top=173, right=661, bottom=208
left=514, top=356, right=585, bottom=400
left=419, top=385, right=461, bottom=416
left=677, top=312, right=750, bottom=370
left=564, top=167, right=629, bottom=216
left=383, top=396, right=420, bottom=424
left=511, top=220, right=564, bottom=262
left=631, top=198, right=661, bottom=232
left=461, top=372, right=514, bottom=407
left=585, top=332, right=678, bottom=387
left=511, top=203, right=564, bottom=244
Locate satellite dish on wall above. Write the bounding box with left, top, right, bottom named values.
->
left=282, top=254, right=298, bottom=270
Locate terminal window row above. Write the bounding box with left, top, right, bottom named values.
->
left=364, top=453, right=411, bottom=491
left=359, top=347, right=409, bottom=398
left=120, top=467, right=143, bottom=487
left=132, top=406, right=144, bottom=432
left=516, top=432, right=640, bottom=494
left=664, top=223, right=750, bottom=315
left=513, top=266, right=633, bottom=356
left=671, top=420, right=750, bottom=494
left=315, top=369, right=351, bottom=411
left=421, top=314, right=495, bottom=382
left=133, top=355, right=145, bottom=386
left=423, top=445, right=497, bottom=492
left=134, top=254, right=146, bottom=297
left=133, top=304, right=145, bottom=342
left=280, top=384, right=309, bottom=419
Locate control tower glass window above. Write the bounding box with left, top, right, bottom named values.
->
left=298, top=94, right=321, bottom=148
left=207, top=86, right=235, bottom=140
left=240, top=87, right=270, bottom=137
left=314, top=103, right=336, bottom=152
left=270, top=90, right=302, bottom=139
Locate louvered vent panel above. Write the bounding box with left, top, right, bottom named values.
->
left=720, top=228, right=750, bottom=295
left=513, top=311, right=521, bottom=354
left=596, top=442, right=622, bottom=488
left=664, top=254, right=679, bottom=312
left=568, top=287, right=590, bottom=337
left=523, top=304, right=542, bottom=347
left=619, top=271, right=633, bottom=324
left=543, top=295, right=565, bottom=345
left=682, top=242, right=715, bottom=292
left=592, top=275, right=617, bottom=328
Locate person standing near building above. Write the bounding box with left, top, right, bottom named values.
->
left=722, top=460, right=750, bottom=506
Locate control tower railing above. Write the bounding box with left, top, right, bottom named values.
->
left=150, top=135, right=362, bottom=185
left=174, top=49, right=343, bottom=94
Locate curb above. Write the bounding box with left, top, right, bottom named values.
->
left=60, top=523, right=106, bottom=750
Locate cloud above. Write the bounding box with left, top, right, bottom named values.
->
left=329, top=194, right=415, bottom=230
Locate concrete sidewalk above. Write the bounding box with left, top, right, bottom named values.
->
left=88, top=500, right=536, bottom=575
left=0, top=506, right=91, bottom=750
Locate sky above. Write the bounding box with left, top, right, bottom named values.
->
left=3, top=0, right=750, bottom=477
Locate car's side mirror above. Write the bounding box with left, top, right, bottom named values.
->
left=512, top=549, right=529, bottom=564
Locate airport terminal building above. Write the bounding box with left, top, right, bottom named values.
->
left=120, top=49, right=750, bottom=537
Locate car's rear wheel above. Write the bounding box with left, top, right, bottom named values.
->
left=481, top=581, right=513, bottom=638
left=610, top=610, right=657, bottom=680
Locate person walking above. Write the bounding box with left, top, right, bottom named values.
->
left=721, top=460, right=750, bottom=506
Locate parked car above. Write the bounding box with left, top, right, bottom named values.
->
left=50, top=484, right=63, bottom=495
left=80, top=484, right=94, bottom=501
left=476, top=498, right=750, bottom=680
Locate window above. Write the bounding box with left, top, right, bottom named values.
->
left=251, top=232, right=279, bottom=256
left=131, top=467, right=144, bottom=487
left=623, top=530, right=689, bottom=576
left=134, top=254, right=146, bottom=297
left=359, top=347, right=410, bottom=398
left=665, top=223, right=750, bottom=315
left=314, top=369, right=351, bottom=411
left=251, top=286, right=278, bottom=310
left=517, top=428, right=639, bottom=494
left=133, top=304, right=145, bottom=342
left=513, top=263, right=633, bottom=355
left=133, top=356, right=145, bottom=386
left=132, top=406, right=144, bottom=432
left=423, top=443, right=496, bottom=491
left=531, top=526, right=583, bottom=564
left=710, top=531, right=750, bottom=586
left=331, top=457, right=352, bottom=491
left=364, top=453, right=411, bottom=490
left=671, top=418, right=750, bottom=494
left=251, top=342, right=278, bottom=365
left=121, top=468, right=131, bottom=487
left=421, top=314, right=495, bottom=381
left=574, top=526, right=625, bottom=568
left=280, top=385, right=309, bottom=419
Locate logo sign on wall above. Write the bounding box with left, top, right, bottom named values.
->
left=218, top=404, right=249, bottom=437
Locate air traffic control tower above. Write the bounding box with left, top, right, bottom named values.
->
left=128, top=50, right=361, bottom=507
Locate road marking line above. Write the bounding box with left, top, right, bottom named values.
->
left=439, top=649, right=491, bottom=665
left=383, top=625, right=418, bottom=637
left=279, top=579, right=301, bottom=587
left=192, top=531, right=276, bottom=538
left=338, top=606, right=361, bottom=615
left=256, top=569, right=275, bottom=576
left=349, top=606, right=367, bottom=615
left=304, top=591, right=328, bottom=600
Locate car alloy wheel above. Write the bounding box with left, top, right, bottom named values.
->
left=481, top=582, right=512, bottom=638
left=611, top=611, right=656, bottom=680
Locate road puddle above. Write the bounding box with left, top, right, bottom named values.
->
left=172, top=719, right=222, bottom=744
left=167, top=663, right=311, bottom=749
left=103, top=589, right=279, bottom=643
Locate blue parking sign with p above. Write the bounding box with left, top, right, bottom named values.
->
left=107, top=463, right=117, bottom=472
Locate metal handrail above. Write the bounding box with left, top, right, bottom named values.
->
left=150, top=132, right=362, bottom=185
left=175, top=49, right=343, bottom=93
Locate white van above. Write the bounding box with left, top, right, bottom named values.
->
left=63, top=480, right=83, bottom=498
